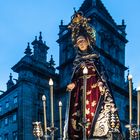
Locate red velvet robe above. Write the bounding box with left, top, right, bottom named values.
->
left=66, top=52, right=122, bottom=139
left=68, top=60, right=101, bottom=139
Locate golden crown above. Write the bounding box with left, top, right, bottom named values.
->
left=68, top=11, right=96, bottom=46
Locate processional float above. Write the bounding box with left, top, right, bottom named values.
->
left=32, top=11, right=140, bottom=140
left=32, top=76, right=140, bottom=140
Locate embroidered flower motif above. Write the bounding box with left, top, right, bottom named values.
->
left=72, top=112, right=77, bottom=116
left=72, top=110, right=80, bottom=116
left=91, top=112, right=94, bottom=116
left=86, top=100, right=89, bottom=105
left=74, top=103, right=78, bottom=107
left=91, top=83, right=98, bottom=88
left=86, top=108, right=90, bottom=115
left=87, top=119, right=90, bottom=122
left=71, top=119, right=77, bottom=130
left=88, top=130, right=90, bottom=134
left=91, top=100, right=96, bottom=107
left=92, top=68, right=96, bottom=71
left=87, top=90, right=91, bottom=95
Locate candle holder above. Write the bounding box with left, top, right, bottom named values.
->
left=47, top=126, right=58, bottom=136
left=33, top=121, right=43, bottom=140
left=49, top=78, right=58, bottom=140
left=42, top=95, right=50, bottom=140
left=128, top=74, right=133, bottom=140
left=137, top=126, right=140, bottom=140
left=126, top=124, right=140, bottom=139
left=59, top=101, right=63, bottom=139
left=80, top=66, right=88, bottom=140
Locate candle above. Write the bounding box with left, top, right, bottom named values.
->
left=128, top=74, right=132, bottom=140
left=128, top=74, right=133, bottom=122
left=59, top=101, right=63, bottom=139
left=82, top=66, right=88, bottom=140
left=83, top=66, right=88, bottom=74
left=83, top=66, right=88, bottom=117
left=49, top=78, right=54, bottom=127
left=42, top=95, right=47, bottom=140
left=137, top=86, right=140, bottom=138
left=49, top=78, right=54, bottom=140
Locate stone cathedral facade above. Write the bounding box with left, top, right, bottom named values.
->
left=0, top=0, right=137, bottom=140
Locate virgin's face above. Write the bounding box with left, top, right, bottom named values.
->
left=76, top=36, right=88, bottom=51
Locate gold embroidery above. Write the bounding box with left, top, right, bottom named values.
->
left=72, top=110, right=80, bottom=116
left=87, top=90, right=91, bottom=95
left=86, top=108, right=90, bottom=115
left=91, top=83, right=98, bottom=88
left=71, top=119, right=77, bottom=130
left=87, top=75, right=92, bottom=79
left=87, top=119, right=90, bottom=122
left=78, top=74, right=96, bottom=79
left=92, top=68, right=96, bottom=71
left=88, top=131, right=90, bottom=134
left=86, top=100, right=89, bottom=105
left=74, top=103, right=78, bottom=107
left=91, top=100, right=96, bottom=107
left=72, top=112, right=77, bottom=116
left=87, top=65, right=94, bottom=69
left=74, top=135, right=79, bottom=138
left=91, top=112, right=94, bottom=116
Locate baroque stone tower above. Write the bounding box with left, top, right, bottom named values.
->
left=0, top=32, right=59, bottom=140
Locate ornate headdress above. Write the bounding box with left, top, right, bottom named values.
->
left=68, top=11, right=96, bottom=47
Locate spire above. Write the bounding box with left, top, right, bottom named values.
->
left=121, top=19, right=126, bottom=29
left=49, top=55, right=55, bottom=68
left=118, top=19, right=126, bottom=35
left=39, top=32, right=43, bottom=43
left=44, top=41, right=46, bottom=45
left=32, top=32, right=49, bottom=63
left=125, top=68, right=130, bottom=84
left=7, top=73, right=14, bottom=90
left=127, top=69, right=130, bottom=78
left=122, top=19, right=125, bottom=26
left=24, top=42, right=32, bottom=56
left=31, top=36, right=38, bottom=45
left=60, top=20, right=63, bottom=26
left=35, top=36, right=37, bottom=41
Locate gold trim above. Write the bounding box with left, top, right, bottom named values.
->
left=78, top=74, right=96, bottom=79
left=91, top=83, right=98, bottom=88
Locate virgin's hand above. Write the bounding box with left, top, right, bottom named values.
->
left=67, top=83, right=75, bottom=91
left=98, top=81, right=103, bottom=92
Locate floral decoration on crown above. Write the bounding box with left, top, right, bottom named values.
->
left=68, top=11, right=96, bottom=46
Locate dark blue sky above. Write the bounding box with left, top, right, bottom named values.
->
left=0, top=0, right=140, bottom=91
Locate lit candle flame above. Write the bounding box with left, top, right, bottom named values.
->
left=59, top=101, right=62, bottom=107
left=137, top=86, right=140, bottom=91
left=59, top=101, right=63, bottom=138
left=49, top=78, right=53, bottom=85
left=42, top=95, right=46, bottom=101
left=83, top=66, right=88, bottom=74
left=128, top=74, right=132, bottom=80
